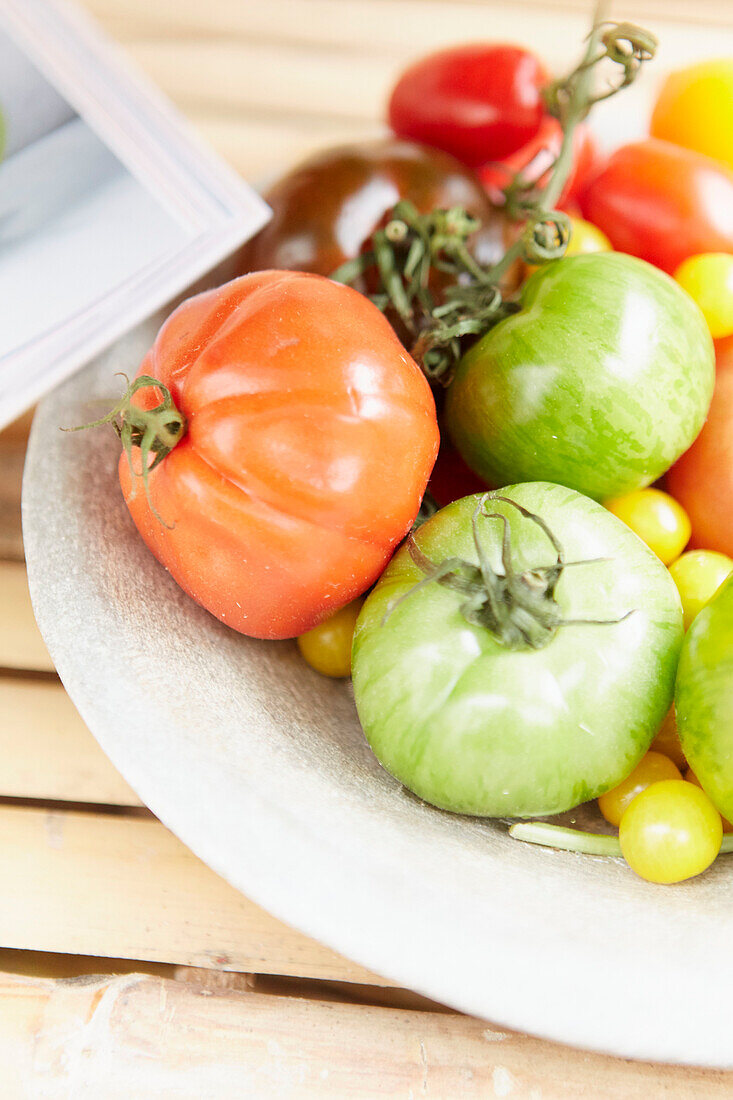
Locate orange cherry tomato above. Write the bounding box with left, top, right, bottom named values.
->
left=651, top=60, right=733, bottom=171
left=667, top=337, right=733, bottom=557
left=119, top=272, right=439, bottom=639
left=650, top=707, right=686, bottom=770
left=598, top=751, right=682, bottom=827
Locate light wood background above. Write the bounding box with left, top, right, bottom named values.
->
left=3, top=0, right=733, bottom=1094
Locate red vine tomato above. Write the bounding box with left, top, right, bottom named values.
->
left=117, top=271, right=439, bottom=639
left=478, top=116, right=598, bottom=208
left=388, top=44, right=548, bottom=167
left=580, top=139, right=733, bottom=274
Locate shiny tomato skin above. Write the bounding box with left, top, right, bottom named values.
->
left=478, top=116, right=597, bottom=208
left=445, top=253, right=715, bottom=501
left=580, top=139, right=733, bottom=274
left=352, top=483, right=683, bottom=818
left=667, top=337, right=733, bottom=556
left=238, top=138, right=507, bottom=277
left=119, top=272, right=439, bottom=640
left=651, top=59, right=733, bottom=171
left=388, top=44, right=548, bottom=167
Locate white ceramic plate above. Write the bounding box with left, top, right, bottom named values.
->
left=21, top=31, right=733, bottom=1060
left=22, top=289, right=733, bottom=1069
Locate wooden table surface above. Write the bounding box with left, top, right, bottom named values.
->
left=4, top=0, right=733, bottom=1095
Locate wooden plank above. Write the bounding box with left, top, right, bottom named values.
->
left=0, top=804, right=391, bottom=986
left=84, top=0, right=733, bottom=49
left=190, top=112, right=380, bottom=180
left=0, top=562, right=53, bottom=673
left=0, top=678, right=142, bottom=806
left=0, top=438, right=24, bottom=563
left=1, top=970, right=731, bottom=1098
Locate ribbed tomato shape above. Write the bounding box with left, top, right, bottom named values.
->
left=119, top=271, right=439, bottom=639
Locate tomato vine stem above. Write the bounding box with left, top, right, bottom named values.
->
left=509, top=821, right=733, bottom=859
left=332, top=2, right=657, bottom=384
left=384, top=493, right=633, bottom=650
left=63, top=373, right=186, bottom=528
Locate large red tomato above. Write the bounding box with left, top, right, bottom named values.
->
left=119, top=272, right=439, bottom=639
left=667, top=336, right=733, bottom=556
left=388, top=44, right=548, bottom=167
left=580, top=139, right=733, bottom=274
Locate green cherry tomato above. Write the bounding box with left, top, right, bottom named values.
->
left=604, top=488, right=691, bottom=565
left=619, top=780, right=722, bottom=884
left=674, top=253, right=733, bottom=339
left=676, top=575, right=733, bottom=821
left=297, top=599, right=363, bottom=677
left=352, top=483, right=683, bottom=818
left=598, top=750, right=682, bottom=827
left=445, top=253, right=715, bottom=501
left=669, top=549, right=733, bottom=628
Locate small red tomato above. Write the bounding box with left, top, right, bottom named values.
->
left=580, top=139, right=733, bottom=274
left=388, top=44, right=548, bottom=167
left=119, top=272, right=439, bottom=640
left=667, top=336, right=733, bottom=557
left=478, top=116, right=597, bottom=208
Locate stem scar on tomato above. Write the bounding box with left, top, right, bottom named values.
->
left=63, top=373, right=186, bottom=529
left=383, top=493, right=634, bottom=650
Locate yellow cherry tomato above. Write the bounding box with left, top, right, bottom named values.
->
left=619, top=780, right=722, bottom=884
left=674, top=254, right=733, bottom=339
left=651, top=59, right=733, bottom=170
left=669, top=549, right=733, bottom=629
left=598, top=751, right=682, bottom=827
left=650, top=707, right=686, bottom=770
left=685, top=768, right=733, bottom=833
left=525, top=217, right=610, bottom=276
left=604, top=489, right=691, bottom=565
left=565, top=217, right=611, bottom=257
left=296, top=600, right=362, bottom=677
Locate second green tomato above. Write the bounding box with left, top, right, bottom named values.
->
left=445, top=252, right=714, bottom=501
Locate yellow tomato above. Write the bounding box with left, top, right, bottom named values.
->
left=668, top=549, right=733, bottom=629
left=525, top=217, right=610, bottom=277
left=565, top=217, right=612, bottom=257
left=604, top=489, right=691, bottom=565
left=619, top=780, right=722, bottom=884
left=674, top=254, right=733, bottom=339
left=685, top=768, right=733, bottom=833
left=649, top=707, right=686, bottom=770
left=598, top=751, right=682, bottom=827
left=296, top=600, right=362, bottom=677
left=651, top=59, right=733, bottom=170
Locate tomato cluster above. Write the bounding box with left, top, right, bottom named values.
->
left=90, top=31, right=733, bottom=886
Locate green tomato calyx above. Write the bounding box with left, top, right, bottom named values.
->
left=388, top=494, right=633, bottom=651
left=63, top=373, right=187, bottom=529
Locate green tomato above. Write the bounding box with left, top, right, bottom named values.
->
left=352, top=483, right=683, bottom=818
left=445, top=253, right=714, bottom=501
left=676, top=575, right=733, bottom=821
